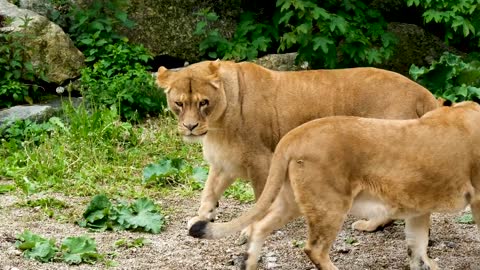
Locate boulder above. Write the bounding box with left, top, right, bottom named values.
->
left=377, top=22, right=460, bottom=76
left=121, top=0, right=240, bottom=63
left=0, top=97, right=83, bottom=125
left=0, top=0, right=84, bottom=84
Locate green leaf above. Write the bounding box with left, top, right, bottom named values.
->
left=61, top=236, right=102, bottom=264
left=278, top=11, right=294, bottom=24
left=456, top=212, right=474, bottom=224
left=312, top=36, right=333, bottom=54
left=143, top=158, right=185, bottom=182
left=205, top=12, right=219, bottom=21
left=191, top=166, right=208, bottom=185
left=15, top=230, right=58, bottom=263
left=116, top=198, right=164, bottom=233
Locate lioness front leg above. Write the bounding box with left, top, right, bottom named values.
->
left=188, top=167, right=235, bottom=228
left=405, top=213, right=438, bottom=270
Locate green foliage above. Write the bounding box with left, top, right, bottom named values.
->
left=61, top=236, right=102, bottom=265
left=78, top=194, right=165, bottom=234
left=143, top=157, right=207, bottom=189
left=0, top=118, right=56, bottom=149
left=62, top=0, right=165, bottom=121
left=0, top=183, right=15, bottom=194
left=0, top=16, right=47, bottom=108
left=66, top=0, right=134, bottom=63
left=114, top=237, right=151, bottom=249
left=409, top=52, right=480, bottom=102
left=116, top=197, right=164, bottom=233
left=224, top=180, right=255, bottom=203
left=0, top=101, right=202, bottom=197
left=80, top=62, right=165, bottom=121
left=21, top=197, right=68, bottom=218
left=15, top=230, right=58, bottom=263
left=455, top=212, right=474, bottom=224
left=407, top=0, right=480, bottom=45
left=194, top=9, right=273, bottom=61
left=15, top=231, right=102, bottom=265
left=276, top=0, right=396, bottom=68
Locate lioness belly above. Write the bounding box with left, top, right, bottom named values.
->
left=350, top=189, right=471, bottom=220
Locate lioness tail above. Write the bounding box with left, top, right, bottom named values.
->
left=188, top=151, right=289, bottom=239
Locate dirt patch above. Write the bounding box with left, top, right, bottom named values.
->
left=0, top=193, right=479, bottom=270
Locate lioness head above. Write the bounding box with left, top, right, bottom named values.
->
left=156, top=61, right=227, bottom=142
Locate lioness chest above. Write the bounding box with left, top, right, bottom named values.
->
left=202, top=136, right=250, bottom=179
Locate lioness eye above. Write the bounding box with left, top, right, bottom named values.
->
left=175, top=102, right=183, bottom=107
left=199, top=100, right=209, bottom=107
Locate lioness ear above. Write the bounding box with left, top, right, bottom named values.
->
left=210, top=79, right=221, bottom=89
left=208, top=60, right=221, bottom=75
left=156, top=66, right=171, bottom=92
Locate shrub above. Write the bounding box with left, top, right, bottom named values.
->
left=409, top=52, right=480, bottom=102
left=194, top=0, right=396, bottom=68
left=407, top=0, right=480, bottom=47
left=0, top=16, right=47, bottom=108
left=194, top=9, right=274, bottom=61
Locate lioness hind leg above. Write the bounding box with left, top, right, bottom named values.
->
left=302, top=207, right=346, bottom=270
left=352, top=216, right=394, bottom=232
left=405, top=213, right=438, bottom=270
left=243, top=183, right=301, bottom=270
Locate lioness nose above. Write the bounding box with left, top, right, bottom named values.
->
left=183, top=123, right=199, bottom=131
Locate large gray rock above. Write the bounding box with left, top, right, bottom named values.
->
left=376, top=22, right=459, bottom=76
left=122, top=0, right=240, bottom=63
left=0, top=97, right=83, bottom=125
left=0, top=0, right=84, bottom=84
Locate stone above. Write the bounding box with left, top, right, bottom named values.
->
left=253, top=53, right=308, bottom=71
left=377, top=22, right=460, bottom=76
left=0, top=97, right=83, bottom=125
left=120, top=0, right=240, bottom=63
left=0, top=0, right=85, bottom=84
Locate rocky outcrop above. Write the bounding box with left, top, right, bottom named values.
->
left=122, top=0, right=240, bottom=63
left=377, top=22, right=459, bottom=76
left=0, top=0, right=84, bottom=84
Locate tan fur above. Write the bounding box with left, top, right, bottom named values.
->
left=197, top=102, right=480, bottom=270
left=156, top=60, right=438, bottom=230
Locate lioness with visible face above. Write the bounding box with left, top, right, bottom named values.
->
left=190, top=101, right=480, bottom=270
left=156, top=60, right=438, bottom=233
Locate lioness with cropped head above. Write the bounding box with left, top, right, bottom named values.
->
left=190, top=101, right=480, bottom=270
left=156, top=60, right=438, bottom=234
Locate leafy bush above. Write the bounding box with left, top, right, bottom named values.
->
left=276, top=0, right=396, bottom=68
left=195, top=9, right=273, bottom=61
left=78, top=194, right=165, bottom=234
left=194, top=0, right=396, bottom=68
left=15, top=230, right=102, bottom=265
left=0, top=16, right=47, bottom=108
left=60, top=0, right=165, bottom=120
left=80, top=63, right=165, bottom=121
left=409, top=52, right=480, bottom=102
left=0, top=118, right=56, bottom=149
left=143, top=157, right=208, bottom=189
left=66, top=0, right=134, bottom=63
left=16, top=230, right=58, bottom=263
left=407, top=0, right=480, bottom=46
left=61, top=236, right=102, bottom=265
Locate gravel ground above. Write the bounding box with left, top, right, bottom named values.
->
left=0, top=192, right=479, bottom=270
